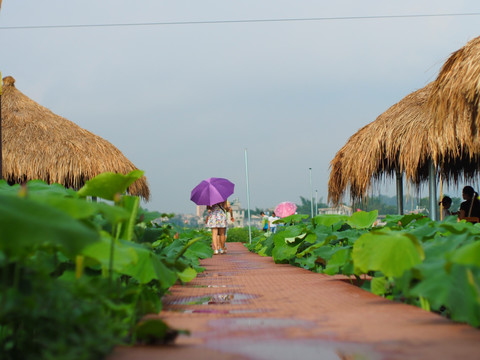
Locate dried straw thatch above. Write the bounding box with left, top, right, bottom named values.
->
left=328, top=82, right=480, bottom=206
left=328, top=85, right=434, bottom=205
left=1, top=76, right=150, bottom=200
left=427, top=36, right=480, bottom=158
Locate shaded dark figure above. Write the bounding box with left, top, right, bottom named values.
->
left=439, top=196, right=453, bottom=219
left=458, top=186, right=480, bottom=223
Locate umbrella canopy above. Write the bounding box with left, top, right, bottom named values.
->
left=427, top=35, right=480, bottom=158
left=274, top=201, right=297, bottom=218
left=1, top=76, right=150, bottom=200
left=190, top=177, right=234, bottom=206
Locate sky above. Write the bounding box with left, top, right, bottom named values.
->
left=1, top=1, right=479, bottom=214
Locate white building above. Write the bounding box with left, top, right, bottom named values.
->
left=317, top=204, right=353, bottom=216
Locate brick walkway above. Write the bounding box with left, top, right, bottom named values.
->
left=110, top=242, right=480, bottom=360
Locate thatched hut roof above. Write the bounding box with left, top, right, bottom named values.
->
left=427, top=36, right=480, bottom=161
left=328, top=82, right=480, bottom=206
left=328, top=85, right=435, bottom=205
left=1, top=76, right=150, bottom=200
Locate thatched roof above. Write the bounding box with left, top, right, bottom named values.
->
left=1, top=76, right=150, bottom=200
left=328, top=85, right=434, bottom=205
left=427, top=36, right=480, bottom=158
left=328, top=82, right=480, bottom=205
left=428, top=37, right=480, bottom=145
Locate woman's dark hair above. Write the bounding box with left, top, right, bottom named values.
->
left=463, top=186, right=475, bottom=199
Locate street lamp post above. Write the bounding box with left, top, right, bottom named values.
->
left=244, top=149, right=252, bottom=244
left=309, top=168, right=313, bottom=218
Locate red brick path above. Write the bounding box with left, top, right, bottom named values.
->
left=109, top=242, right=480, bottom=359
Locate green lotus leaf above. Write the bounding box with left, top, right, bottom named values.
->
left=313, top=214, right=348, bottom=227
left=78, top=170, right=144, bottom=201
left=352, top=231, right=425, bottom=277
left=81, top=233, right=138, bottom=271
left=177, top=267, right=197, bottom=283
left=371, top=276, right=387, bottom=296
left=324, top=247, right=352, bottom=275
left=451, top=241, right=480, bottom=267
left=0, top=194, right=99, bottom=257
left=347, top=210, right=378, bottom=229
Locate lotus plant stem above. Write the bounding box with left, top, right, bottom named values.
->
left=419, top=296, right=431, bottom=312
left=109, top=224, right=122, bottom=285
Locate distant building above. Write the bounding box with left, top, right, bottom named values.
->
left=318, top=204, right=353, bottom=216
left=196, top=205, right=207, bottom=217
left=229, top=198, right=245, bottom=227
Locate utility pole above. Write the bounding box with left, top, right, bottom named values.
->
left=309, top=168, right=313, bottom=218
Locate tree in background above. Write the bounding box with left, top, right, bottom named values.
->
left=295, top=196, right=328, bottom=215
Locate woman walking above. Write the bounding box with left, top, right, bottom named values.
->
left=206, top=200, right=234, bottom=254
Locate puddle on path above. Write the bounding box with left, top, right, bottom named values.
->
left=197, top=271, right=240, bottom=278
left=169, top=308, right=268, bottom=314
left=209, top=338, right=381, bottom=360
left=184, top=284, right=241, bottom=289
left=164, top=293, right=258, bottom=306
left=210, top=317, right=316, bottom=330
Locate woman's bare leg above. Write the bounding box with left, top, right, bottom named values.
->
left=219, top=228, right=226, bottom=252
left=212, top=228, right=220, bottom=252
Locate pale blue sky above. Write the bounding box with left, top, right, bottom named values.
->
left=1, top=1, right=479, bottom=213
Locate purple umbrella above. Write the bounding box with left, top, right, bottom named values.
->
left=190, top=177, right=235, bottom=206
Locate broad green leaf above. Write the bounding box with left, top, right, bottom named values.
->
left=411, top=264, right=480, bottom=326
left=313, top=214, right=348, bottom=227
left=285, top=232, right=307, bottom=244
left=296, top=233, right=330, bottom=258
left=347, top=210, right=378, bottom=229
left=25, top=180, right=77, bottom=197
left=31, top=196, right=97, bottom=219
left=185, top=240, right=213, bottom=259
left=451, top=241, right=480, bottom=267
left=272, top=227, right=306, bottom=262
left=371, top=276, right=387, bottom=296
left=81, top=234, right=138, bottom=271
left=94, top=202, right=132, bottom=224
left=385, top=213, right=424, bottom=227
left=78, top=170, right=144, bottom=200
left=276, top=214, right=309, bottom=224
left=0, top=194, right=99, bottom=257
left=177, top=267, right=197, bottom=282
left=440, top=221, right=480, bottom=235
left=352, top=231, right=425, bottom=277
left=324, top=247, right=352, bottom=275
left=121, top=243, right=177, bottom=286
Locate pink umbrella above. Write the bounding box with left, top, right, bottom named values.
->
left=275, top=201, right=297, bottom=218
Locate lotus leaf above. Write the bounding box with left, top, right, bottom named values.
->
left=78, top=170, right=144, bottom=201
left=352, top=231, right=424, bottom=277
left=0, top=194, right=99, bottom=257
left=347, top=210, right=378, bottom=229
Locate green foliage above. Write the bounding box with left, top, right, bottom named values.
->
left=0, top=175, right=212, bottom=359
left=246, top=209, right=480, bottom=328
left=226, top=227, right=261, bottom=243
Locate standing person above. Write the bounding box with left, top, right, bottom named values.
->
left=458, top=186, right=480, bottom=223
left=206, top=200, right=233, bottom=254
left=439, top=196, right=453, bottom=220
left=220, top=200, right=234, bottom=253
left=268, top=212, right=280, bottom=233
left=260, top=212, right=268, bottom=232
